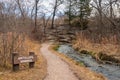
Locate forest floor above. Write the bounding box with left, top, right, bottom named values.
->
left=41, top=43, right=78, bottom=80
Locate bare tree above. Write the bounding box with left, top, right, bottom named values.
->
left=51, top=0, right=63, bottom=29
left=42, top=13, right=52, bottom=34
left=15, top=0, right=25, bottom=19
left=91, top=0, right=103, bottom=26
left=33, top=0, right=40, bottom=32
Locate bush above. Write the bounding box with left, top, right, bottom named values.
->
left=71, top=18, right=88, bottom=30
left=53, top=45, right=60, bottom=51
left=0, top=32, right=35, bottom=70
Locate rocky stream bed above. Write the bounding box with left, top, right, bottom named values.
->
left=58, top=45, right=120, bottom=80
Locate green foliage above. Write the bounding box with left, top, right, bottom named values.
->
left=53, top=45, right=60, bottom=51
left=65, top=0, right=91, bottom=29
left=89, top=51, right=96, bottom=57
left=75, top=61, right=85, bottom=66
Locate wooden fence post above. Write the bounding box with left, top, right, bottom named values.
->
left=12, top=52, right=19, bottom=71
left=29, top=52, right=35, bottom=68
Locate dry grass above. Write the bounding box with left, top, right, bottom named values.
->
left=49, top=45, right=107, bottom=80
left=0, top=33, right=47, bottom=80
left=73, top=33, right=120, bottom=56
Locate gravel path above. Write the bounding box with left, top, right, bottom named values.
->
left=41, top=43, right=78, bottom=80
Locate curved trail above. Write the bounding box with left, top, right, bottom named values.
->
left=41, top=43, right=78, bottom=80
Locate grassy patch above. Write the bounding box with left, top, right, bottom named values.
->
left=75, top=61, right=85, bottom=66
left=53, top=44, right=60, bottom=51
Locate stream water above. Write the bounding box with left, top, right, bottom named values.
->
left=58, top=45, right=120, bottom=80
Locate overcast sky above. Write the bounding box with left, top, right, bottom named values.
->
left=0, top=0, right=65, bottom=11
left=0, top=0, right=119, bottom=17
left=0, top=0, right=65, bottom=18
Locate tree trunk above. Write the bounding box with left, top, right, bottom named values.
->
left=34, top=0, right=38, bottom=32
left=110, top=0, right=113, bottom=19
left=51, top=0, right=57, bottom=29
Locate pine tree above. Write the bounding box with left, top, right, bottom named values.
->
left=65, top=0, right=91, bottom=29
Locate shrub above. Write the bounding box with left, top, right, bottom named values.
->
left=53, top=45, right=60, bottom=51
left=0, top=32, right=36, bottom=70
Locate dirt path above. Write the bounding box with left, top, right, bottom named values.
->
left=41, top=43, right=78, bottom=80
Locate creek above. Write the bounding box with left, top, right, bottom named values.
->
left=58, top=45, right=120, bottom=80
